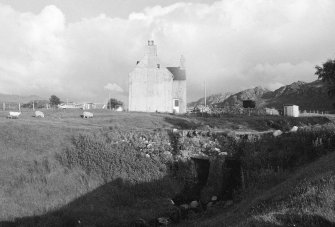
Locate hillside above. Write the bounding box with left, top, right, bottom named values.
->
left=0, top=93, right=45, bottom=103
left=188, top=92, right=232, bottom=108
left=265, top=80, right=333, bottom=111
left=217, top=86, right=270, bottom=108
left=214, top=80, right=334, bottom=112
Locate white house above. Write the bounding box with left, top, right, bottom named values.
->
left=284, top=105, right=299, bottom=117
left=128, top=40, right=187, bottom=113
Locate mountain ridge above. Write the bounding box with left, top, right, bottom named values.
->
left=0, top=93, right=46, bottom=103
left=189, top=80, right=334, bottom=111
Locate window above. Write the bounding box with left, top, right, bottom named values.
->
left=174, top=99, right=179, bottom=107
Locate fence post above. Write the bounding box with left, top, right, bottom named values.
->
left=3, top=102, right=5, bottom=111
left=33, top=101, right=35, bottom=111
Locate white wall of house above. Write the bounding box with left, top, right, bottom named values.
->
left=129, top=67, right=173, bottom=112
left=172, top=80, right=186, bottom=113
left=128, top=41, right=186, bottom=113
left=284, top=105, right=299, bottom=117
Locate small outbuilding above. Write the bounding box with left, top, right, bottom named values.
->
left=265, top=108, right=280, bottom=116
left=283, top=105, right=299, bottom=117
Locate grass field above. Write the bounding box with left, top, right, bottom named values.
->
left=0, top=109, right=333, bottom=226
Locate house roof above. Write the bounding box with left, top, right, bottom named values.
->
left=167, top=67, right=186, bottom=80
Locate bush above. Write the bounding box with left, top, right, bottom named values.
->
left=56, top=131, right=168, bottom=183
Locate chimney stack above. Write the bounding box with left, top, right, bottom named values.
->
left=146, top=40, right=157, bottom=57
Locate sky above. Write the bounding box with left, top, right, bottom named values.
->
left=0, top=0, right=335, bottom=104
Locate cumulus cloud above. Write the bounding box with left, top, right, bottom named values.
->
left=0, top=0, right=335, bottom=102
left=104, top=83, right=124, bottom=93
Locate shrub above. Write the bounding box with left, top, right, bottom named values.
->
left=56, top=131, right=167, bottom=183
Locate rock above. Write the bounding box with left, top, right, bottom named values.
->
left=180, top=204, right=190, bottom=210
left=273, top=130, right=283, bottom=137
left=214, top=148, right=220, bottom=152
left=162, top=151, right=172, bottom=157
left=180, top=150, right=192, bottom=158
left=182, top=130, right=188, bottom=137
left=189, top=200, right=199, bottom=209
left=211, top=196, right=218, bottom=201
left=157, top=217, right=170, bottom=225
left=173, top=128, right=178, bottom=134
left=207, top=202, right=213, bottom=208
left=290, top=126, right=298, bottom=132
left=192, top=152, right=209, bottom=160
left=145, top=154, right=150, bottom=158
left=219, top=152, right=228, bottom=156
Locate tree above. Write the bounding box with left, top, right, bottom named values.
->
left=22, top=100, right=48, bottom=109
left=315, top=59, right=335, bottom=96
left=107, top=98, right=123, bottom=109
left=49, top=95, right=61, bottom=107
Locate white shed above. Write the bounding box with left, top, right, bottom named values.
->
left=284, top=105, right=299, bottom=117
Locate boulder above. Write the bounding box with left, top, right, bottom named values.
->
left=290, top=126, right=298, bottom=132
left=180, top=150, right=193, bottom=159
left=189, top=200, right=199, bottom=209
left=273, top=130, right=283, bottom=137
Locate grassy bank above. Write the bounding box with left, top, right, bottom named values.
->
left=0, top=110, right=333, bottom=226
left=182, top=123, right=335, bottom=227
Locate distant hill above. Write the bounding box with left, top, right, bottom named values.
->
left=217, top=86, right=270, bottom=108
left=264, top=80, right=333, bottom=111
left=0, top=94, right=46, bottom=104
left=188, top=92, right=233, bottom=108
left=191, top=80, right=334, bottom=111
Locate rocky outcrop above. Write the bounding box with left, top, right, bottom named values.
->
left=188, top=92, right=233, bottom=108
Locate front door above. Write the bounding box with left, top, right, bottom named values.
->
left=173, top=99, right=180, bottom=113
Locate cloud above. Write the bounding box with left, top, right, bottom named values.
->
left=104, top=83, right=124, bottom=93
left=0, top=0, right=335, bottom=102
